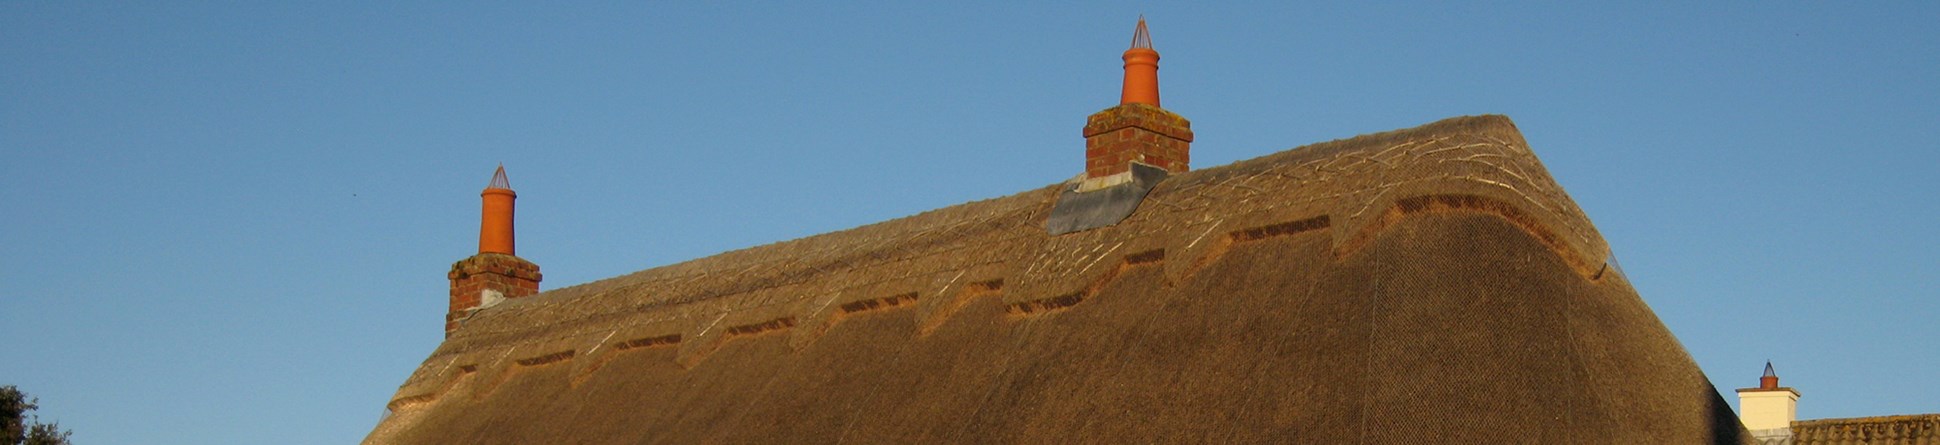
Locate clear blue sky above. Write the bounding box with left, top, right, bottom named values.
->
left=3, top=2, right=1935, bottom=444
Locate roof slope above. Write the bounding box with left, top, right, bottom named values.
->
left=366, top=115, right=1751, bottom=444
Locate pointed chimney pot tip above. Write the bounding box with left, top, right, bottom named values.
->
left=487, top=164, right=512, bottom=190
left=1119, top=17, right=1161, bottom=107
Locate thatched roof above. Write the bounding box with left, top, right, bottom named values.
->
left=365, top=115, right=1751, bottom=444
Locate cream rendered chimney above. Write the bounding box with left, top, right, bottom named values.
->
left=1736, top=362, right=1800, bottom=435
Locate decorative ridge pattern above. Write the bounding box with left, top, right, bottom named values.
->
left=386, top=114, right=1614, bottom=408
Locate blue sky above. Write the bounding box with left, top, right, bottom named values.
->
left=3, top=2, right=1935, bottom=444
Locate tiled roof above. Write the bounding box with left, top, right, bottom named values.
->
left=1790, top=414, right=1940, bottom=445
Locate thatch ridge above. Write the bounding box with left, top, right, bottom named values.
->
left=388, top=112, right=1607, bottom=404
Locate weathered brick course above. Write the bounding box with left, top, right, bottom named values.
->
left=1083, top=103, right=1192, bottom=178
left=446, top=252, right=542, bottom=338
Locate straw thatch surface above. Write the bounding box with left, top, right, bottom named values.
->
left=366, top=115, right=1750, bottom=444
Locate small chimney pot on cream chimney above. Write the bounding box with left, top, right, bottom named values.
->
left=1736, top=361, right=1800, bottom=436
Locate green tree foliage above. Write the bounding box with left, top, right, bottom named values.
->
left=0, top=386, right=70, bottom=445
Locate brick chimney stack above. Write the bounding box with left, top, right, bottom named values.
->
left=1082, top=17, right=1193, bottom=191
left=447, top=165, right=542, bottom=338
